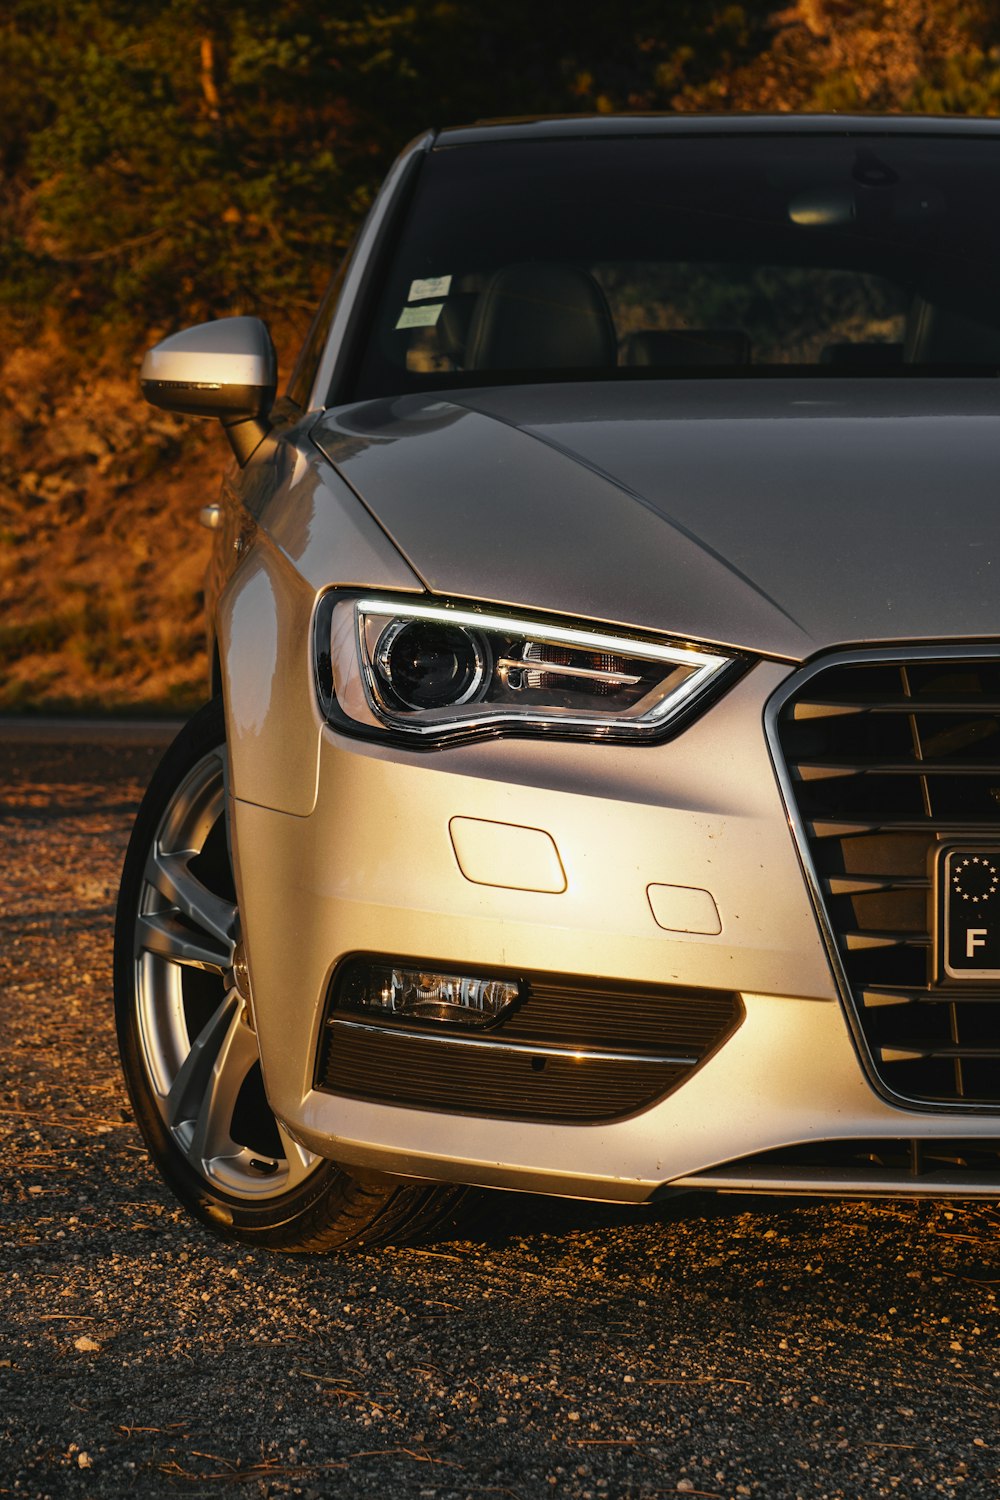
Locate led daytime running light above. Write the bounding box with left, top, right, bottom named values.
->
left=356, top=597, right=724, bottom=676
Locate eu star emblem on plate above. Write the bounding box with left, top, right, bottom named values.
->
left=938, top=846, right=1000, bottom=979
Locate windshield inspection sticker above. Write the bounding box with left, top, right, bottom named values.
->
left=396, top=303, right=444, bottom=330
left=408, top=274, right=452, bottom=301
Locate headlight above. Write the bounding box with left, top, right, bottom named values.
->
left=315, top=594, right=741, bottom=745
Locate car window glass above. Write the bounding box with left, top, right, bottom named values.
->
left=286, top=243, right=356, bottom=408
left=350, top=134, right=1000, bottom=399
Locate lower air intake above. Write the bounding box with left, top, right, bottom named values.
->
left=316, top=964, right=743, bottom=1123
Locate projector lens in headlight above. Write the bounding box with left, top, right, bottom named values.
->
left=374, top=619, right=489, bottom=709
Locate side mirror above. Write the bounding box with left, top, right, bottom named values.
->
left=140, top=316, right=277, bottom=466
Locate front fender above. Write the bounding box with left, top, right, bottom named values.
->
left=217, top=444, right=421, bottom=816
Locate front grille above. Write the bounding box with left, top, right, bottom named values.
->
left=316, top=966, right=743, bottom=1123
left=773, top=650, right=1000, bottom=1110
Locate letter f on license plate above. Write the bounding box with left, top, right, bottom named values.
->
left=938, top=846, right=1000, bottom=979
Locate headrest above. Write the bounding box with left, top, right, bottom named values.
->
left=465, top=263, right=616, bottom=371
left=622, top=329, right=751, bottom=367
left=437, top=293, right=478, bottom=360
left=904, top=296, right=1000, bottom=365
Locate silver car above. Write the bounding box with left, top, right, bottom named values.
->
left=116, top=113, right=1000, bottom=1250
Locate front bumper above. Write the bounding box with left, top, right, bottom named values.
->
left=231, top=660, right=1000, bottom=1202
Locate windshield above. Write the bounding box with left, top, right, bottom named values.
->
left=348, top=132, right=1000, bottom=399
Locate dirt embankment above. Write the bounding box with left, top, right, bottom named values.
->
left=0, top=333, right=217, bottom=715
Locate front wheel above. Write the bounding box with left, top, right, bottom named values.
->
left=114, top=698, right=464, bottom=1250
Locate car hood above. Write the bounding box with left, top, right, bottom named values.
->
left=312, top=379, right=1000, bottom=661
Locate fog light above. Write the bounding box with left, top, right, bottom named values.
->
left=338, top=962, right=521, bottom=1028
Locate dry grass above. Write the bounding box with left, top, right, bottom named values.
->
left=0, top=331, right=216, bottom=713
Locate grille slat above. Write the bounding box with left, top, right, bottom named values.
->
left=795, top=697, right=1000, bottom=718
left=776, top=652, right=1000, bottom=1110
left=843, top=930, right=930, bottom=951
left=827, top=875, right=929, bottom=895
left=799, top=760, right=1000, bottom=779
left=879, top=1043, right=1000, bottom=1062
left=862, top=984, right=1000, bottom=1005
left=811, top=818, right=1000, bottom=838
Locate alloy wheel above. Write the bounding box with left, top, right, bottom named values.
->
left=132, top=743, right=318, bottom=1200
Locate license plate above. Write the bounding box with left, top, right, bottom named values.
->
left=938, top=845, right=1000, bottom=980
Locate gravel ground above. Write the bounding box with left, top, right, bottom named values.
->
left=1, top=736, right=998, bottom=1500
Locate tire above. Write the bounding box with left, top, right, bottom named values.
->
left=114, top=698, right=465, bottom=1251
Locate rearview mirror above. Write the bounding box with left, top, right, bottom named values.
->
left=140, top=316, right=277, bottom=466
